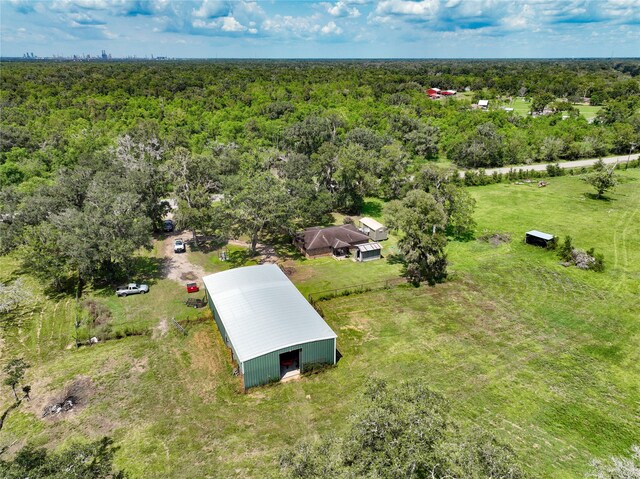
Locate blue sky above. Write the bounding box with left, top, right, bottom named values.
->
left=1, top=0, right=639, bottom=58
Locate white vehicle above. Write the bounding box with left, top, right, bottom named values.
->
left=116, top=283, right=149, bottom=297
left=174, top=238, right=186, bottom=253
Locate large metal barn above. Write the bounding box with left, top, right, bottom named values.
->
left=203, top=264, right=337, bottom=389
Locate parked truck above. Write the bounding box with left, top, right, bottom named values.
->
left=116, top=283, right=149, bottom=297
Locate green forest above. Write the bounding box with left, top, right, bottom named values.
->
left=2, top=59, right=639, bottom=290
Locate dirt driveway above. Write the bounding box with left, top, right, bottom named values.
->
left=162, top=231, right=206, bottom=285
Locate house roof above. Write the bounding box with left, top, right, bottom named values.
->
left=300, top=224, right=370, bottom=251
left=202, top=264, right=336, bottom=363
left=478, top=99, right=489, bottom=106
left=526, top=230, right=555, bottom=241
left=359, top=217, right=385, bottom=231
left=355, top=242, right=382, bottom=252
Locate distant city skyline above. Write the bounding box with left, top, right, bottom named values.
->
left=1, top=0, right=639, bottom=59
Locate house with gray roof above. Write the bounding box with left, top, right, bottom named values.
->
left=294, top=224, right=370, bottom=258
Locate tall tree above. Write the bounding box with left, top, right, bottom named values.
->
left=416, top=165, right=476, bottom=239
left=2, top=358, right=29, bottom=402
left=583, top=159, right=617, bottom=199
left=223, top=173, right=291, bottom=253
left=385, top=190, right=448, bottom=285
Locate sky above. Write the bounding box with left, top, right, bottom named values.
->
left=1, top=0, right=639, bottom=58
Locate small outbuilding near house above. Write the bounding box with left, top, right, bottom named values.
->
left=478, top=99, right=489, bottom=110
left=525, top=230, right=556, bottom=248
left=359, top=217, right=388, bottom=241
left=354, top=242, right=382, bottom=262
left=295, top=224, right=370, bottom=258
left=203, top=264, right=337, bottom=389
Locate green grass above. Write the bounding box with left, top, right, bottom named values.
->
left=573, top=104, right=602, bottom=120
left=500, top=97, right=602, bottom=120
left=188, top=244, right=259, bottom=274
left=1, top=170, right=638, bottom=478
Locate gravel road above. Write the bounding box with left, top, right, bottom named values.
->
left=459, top=153, right=639, bottom=177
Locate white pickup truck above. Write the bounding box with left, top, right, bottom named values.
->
left=174, top=238, right=186, bottom=253
left=116, top=283, right=149, bottom=297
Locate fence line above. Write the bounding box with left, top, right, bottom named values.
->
left=171, top=318, right=186, bottom=336
left=308, top=277, right=407, bottom=306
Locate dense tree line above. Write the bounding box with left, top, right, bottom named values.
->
left=1, top=59, right=639, bottom=187
left=1, top=60, right=639, bottom=290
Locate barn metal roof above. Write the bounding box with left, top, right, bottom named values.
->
left=526, top=230, right=555, bottom=241
left=355, top=242, right=382, bottom=252
left=359, top=217, right=385, bottom=231
left=202, top=264, right=336, bottom=363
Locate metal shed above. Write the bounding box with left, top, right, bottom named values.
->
left=202, top=264, right=337, bottom=389
left=354, top=242, right=382, bottom=262
left=359, top=217, right=388, bottom=241
left=525, top=230, right=556, bottom=248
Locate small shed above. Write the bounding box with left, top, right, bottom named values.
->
left=359, top=217, right=388, bottom=241
left=203, top=264, right=337, bottom=389
left=354, top=242, right=382, bottom=262
left=525, top=230, right=556, bottom=248
left=478, top=99, right=489, bottom=110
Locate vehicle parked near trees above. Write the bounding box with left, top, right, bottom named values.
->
left=174, top=239, right=186, bottom=253
left=115, top=283, right=149, bottom=297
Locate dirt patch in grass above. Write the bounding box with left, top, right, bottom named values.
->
left=39, top=376, right=95, bottom=421
left=153, top=317, right=170, bottom=339
left=478, top=232, right=512, bottom=247
left=184, top=329, right=228, bottom=399
left=282, top=260, right=313, bottom=282
left=190, top=330, right=222, bottom=375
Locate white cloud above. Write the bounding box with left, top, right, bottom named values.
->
left=374, top=0, right=439, bottom=18
left=192, top=14, right=255, bottom=34
left=192, top=0, right=229, bottom=19
left=262, top=13, right=324, bottom=37
left=220, top=16, right=246, bottom=32
left=323, top=1, right=361, bottom=18
left=321, top=20, right=343, bottom=34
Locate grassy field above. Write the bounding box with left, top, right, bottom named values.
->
left=1, top=170, right=638, bottom=478
left=503, top=97, right=602, bottom=120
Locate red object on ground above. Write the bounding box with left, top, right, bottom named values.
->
left=186, top=283, right=199, bottom=293
left=281, top=358, right=295, bottom=367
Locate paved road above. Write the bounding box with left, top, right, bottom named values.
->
left=459, top=153, right=640, bottom=177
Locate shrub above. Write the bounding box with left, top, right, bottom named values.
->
left=557, top=236, right=574, bottom=262
left=82, top=299, right=112, bottom=326
left=586, top=248, right=605, bottom=272
left=546, top=163, right=564, bottom=177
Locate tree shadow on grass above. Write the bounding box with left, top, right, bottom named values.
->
left=273, top=243, right=306, bottom=261
left=583, top=193, right=616, bottom=202
left=189, top=235, right=228, bottom=254
left=92, top=256, right=166, bottom=298
left=225, top=249, right=256, bottom=268
left=361, top=200, right=383, bottom=218
left=386, top=253, right=406, bottom=266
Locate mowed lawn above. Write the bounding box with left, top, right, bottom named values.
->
left=505, top=97, right=602, bottom=120
left=0, top=170, right=638, bottom=478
